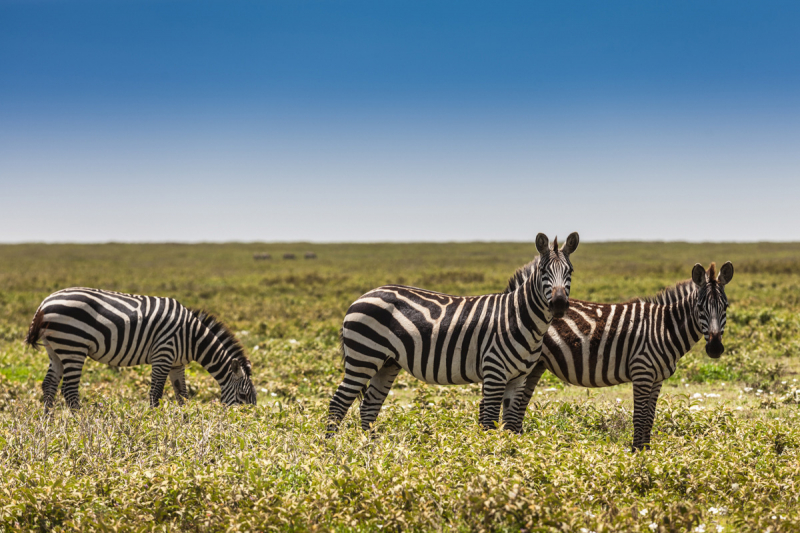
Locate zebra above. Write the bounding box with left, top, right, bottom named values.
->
left=24, top=287, right=257, bottom=410
left=326, top=232, right=580, bottom=435
left=504, top=261, right=734, bottom=450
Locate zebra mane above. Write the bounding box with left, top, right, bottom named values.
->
left=638, top=280, right=696, bottom=305
left=189, top=309, right=252, bottom=376
left=503, top=257, right=540, bottom=294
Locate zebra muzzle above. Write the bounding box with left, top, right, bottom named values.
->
left=705, top=333, right=724, bottom=358
left=550, top=288, right=569, bottom=319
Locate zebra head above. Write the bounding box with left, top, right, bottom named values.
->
left=691, top=261, right=734, bottom=359
left=534, top=232, right=580, bottom=319
left=221, top=357, right=257, bottom=405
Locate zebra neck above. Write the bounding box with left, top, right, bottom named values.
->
left=187, top=318, right=234, bottom=382
left=518, top=273, right=552, bottom=336
left=665, top=292, right=703, bottom=361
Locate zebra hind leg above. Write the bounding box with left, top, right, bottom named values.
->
left=326, top=361, right=380, bottom=437
left=169, top=366, right=189, bottom=405
left=59, top=351, right=88, bottom=411
left=359, top=360, right=401, bottom=432
left=41, top=345, right=64, bottom=412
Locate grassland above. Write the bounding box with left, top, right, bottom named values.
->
left=0, top=242, right=799, bottom=532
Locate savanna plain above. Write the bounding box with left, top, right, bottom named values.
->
left=1, top=242, right=799, bottom=533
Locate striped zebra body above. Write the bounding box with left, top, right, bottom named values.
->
left=25, top=287, right=256, bottom=410
left=327, top=232, right=579, bottom=435
left=508, top=262, right=734, bottom=450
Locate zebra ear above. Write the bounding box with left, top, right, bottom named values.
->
left=535, top=233, right=549, bottom=256
left=691, top=264, right=706, bottom=287
left=561, top=232, right=579, bottom=256
left=718, top=261, right=734, bottom=286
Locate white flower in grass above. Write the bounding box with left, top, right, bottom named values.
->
left=689, top=405, right=704, bottom=411
left=709, top=507, right=719, bottom=515
left=694, top=524, right=706, bottom=533
left=735, top=406, right=743, bottom=411
left=716, top=526, right=723, bottom=533
left=772, top=516, right=777, bottom=520
left=289, top=339, right=297, bottom=344
left=649, top=524, right=658, bottom=531
left=692, top=393, right=703, bottom=399
left=260, top=388, right=268, bottom=393
left=639, top=509, right=648, bottom=516
left=271, top=392, right=278, bottom=397
left=616, top=398, right=622, bottom=403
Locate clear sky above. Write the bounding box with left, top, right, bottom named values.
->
left=1, top=0, right=798, bottom=242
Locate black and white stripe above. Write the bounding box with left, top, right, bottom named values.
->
left=508, top=262, right=734, bottom=450
left=327, top=232, right=580, bottom=435
left=25, top=287, right=257, bottom=410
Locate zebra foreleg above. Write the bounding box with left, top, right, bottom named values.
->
left=631, top=379, right=655, bottom=451
left=59, top=352, right=87, bottom=411
left=503, top=361, right=547, bottom=434
left=41, top=344, right=64, bottom=412
left=479, top=358, right=509, bottom=430
left=360, top=360, right=401, bottom=431
left=169, top=366, right=189, bottom=405
left=500, top=373, right=529, bottom=433
left=149, top=358, right=174, bottom=408
left=641, top=381, right=663, bottom=449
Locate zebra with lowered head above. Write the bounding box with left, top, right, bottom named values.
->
left=327, top=232, right=579, bottom=435
left=25, top=287, right=257, bottom=410
left=505, top=262, right=734, bottom=450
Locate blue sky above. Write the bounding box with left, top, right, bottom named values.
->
left=1, top=1, right=798, bottom=242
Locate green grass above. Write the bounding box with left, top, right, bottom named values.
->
left=0, top=242, right=799, bottom=532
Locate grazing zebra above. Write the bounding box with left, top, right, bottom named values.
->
left=505, top=262, right=734, bottom=450
left=25, top=287, right=257, bottom=410
left=326, top=232, right=579, bottom=435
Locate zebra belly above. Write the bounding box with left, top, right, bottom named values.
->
left=540, top=347, right=630, bottom=388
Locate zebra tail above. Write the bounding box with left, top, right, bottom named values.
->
left=25, top=309, right=46, bottom=349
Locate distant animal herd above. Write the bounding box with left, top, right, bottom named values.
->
left=24, top=232, right=736, bottom=451
left=253, top=252, right=317, bottom=260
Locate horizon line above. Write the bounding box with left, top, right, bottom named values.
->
left=1, top=239, right=798, bottom=246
